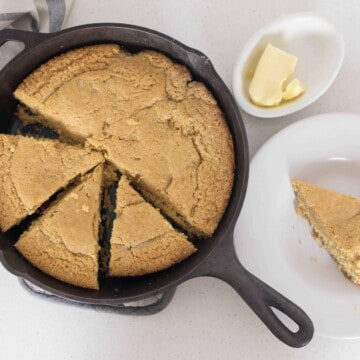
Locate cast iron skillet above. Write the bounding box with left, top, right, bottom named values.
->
left=0, top=24, right=313, bottom=347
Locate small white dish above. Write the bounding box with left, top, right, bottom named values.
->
left=234, top=113, right=360, bottom=339
left=232, top=13, right=345, bottom=118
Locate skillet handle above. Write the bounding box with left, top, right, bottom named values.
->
left=189, top=233, right=314, bottom=347
left=0, top=29, right=49, bottom=50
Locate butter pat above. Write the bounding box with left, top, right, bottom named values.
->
left=283, top=78, right=305, bottom=101
left=249, top=44, right=300, bottom=107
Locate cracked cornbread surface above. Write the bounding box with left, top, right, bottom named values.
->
left=89, top=98, right=233, bottom=236
left=14, top=44, right=234, bottom=236
left=15, top=165, right=104, bottom=290
left=0, top=134, right=103, bottom=232
left=109, top=177, right=196, bottom=277
left=292, top=180, right=360, bottom=285
left=14, top=45, right=178, bottom=142
left=9, top=44, right=234, bottom=288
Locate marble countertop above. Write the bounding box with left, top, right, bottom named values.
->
left=1, top=0, right=360, bottom=358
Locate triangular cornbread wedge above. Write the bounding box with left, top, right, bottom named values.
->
left=109, top=177, right=196, bottom=277
left=0, top=134, right=103, bottom=232
left=292, top=180, right=360, bottom=285
left=15, top=165, right=104, bottom=289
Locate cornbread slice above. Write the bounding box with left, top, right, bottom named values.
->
left=89, top=96, right=234, bottom=237
left=14, top=44, right=182, bottom=143
left=292, top=180, right=360, bottom=285
left=109, top=177, right=196, bottom=277
left=15, top=165, right=104, bottom=289
left=0, top=134, right=103, bottom=232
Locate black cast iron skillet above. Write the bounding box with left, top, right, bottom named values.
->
left=0, top=24, right=313, bottom=347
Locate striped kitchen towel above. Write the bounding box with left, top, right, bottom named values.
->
left=0, top=0, right=74, bottom=68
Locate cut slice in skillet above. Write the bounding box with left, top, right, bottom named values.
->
left=15, top=164, right=104, bottom=290
left=109, top=176, right=196, bottom=277
left=0, top=134, right=103, bottom=232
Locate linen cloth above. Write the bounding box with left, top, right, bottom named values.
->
left=0, top=0, right=73, bottom=68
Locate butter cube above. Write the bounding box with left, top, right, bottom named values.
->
left=283, top=78, right=305, bottom=101
left=249, top=44, right=298, bottom=107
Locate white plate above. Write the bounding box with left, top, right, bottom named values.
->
left=232, top=13, right=345, bottom=118
left=234, top=113, right=360, bottom=339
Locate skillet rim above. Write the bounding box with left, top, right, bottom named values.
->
left=0, top=23, right=249, bottom=303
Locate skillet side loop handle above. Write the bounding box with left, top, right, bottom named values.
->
left=189, top=233, right=314, bottom=347
left=0, top=29, right=49, bottom=50
left=226, top=265, right=314, bottom=348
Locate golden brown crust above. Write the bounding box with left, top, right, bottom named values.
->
left=14, top=44, right=234, bottom=236
left=292, top=180, right=360, bottom=284
left=90, top=98, right=234, bottom=236
left=14, top=45, right=169, bottom=142
left=16, top=228, right=99, bottom=289
left=0, top=134, right=103, bottom=232
left=185, top=81, right=217, bottom=105
left=15, top=165, right=104, bottom=289
left=109, top=233, right=196, bottom=277
left=109, top=177, right=196, bottom=276
left=14, top=44, right=122, bottom=106
left=165, top=64, right=192, bottom=101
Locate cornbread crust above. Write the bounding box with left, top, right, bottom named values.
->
left=0, top=134, right=103, bottom=232
left=15, top=165, right=104, bottom=289
left=14, top=45, right=186, bottom=143
left=14, top=44, right=234, bottom=236
left=14, top=45, right=121, bottom=142
left=109, top=177, right=196, bottom=277
left=89, top=95, right=234, bottom=237
left=292, top=180, right=360, bottom=285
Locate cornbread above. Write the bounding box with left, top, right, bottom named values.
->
left=109, top=177, right=196, bottom=277
left=292, top=180, right=360, bottom=285
left=89, top=97, right=233, bottom=237
left=15, top=165, right=104, bottom=289
left=8, top=44, right=235, bottom=288
left=0, top=134, right=103, bottom=232
left=14, top=44, right=179, bottom=143
left=14, top=44, right=234, bottom=236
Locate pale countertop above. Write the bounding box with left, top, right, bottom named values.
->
left=1, top=0, right=360, bottom=359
